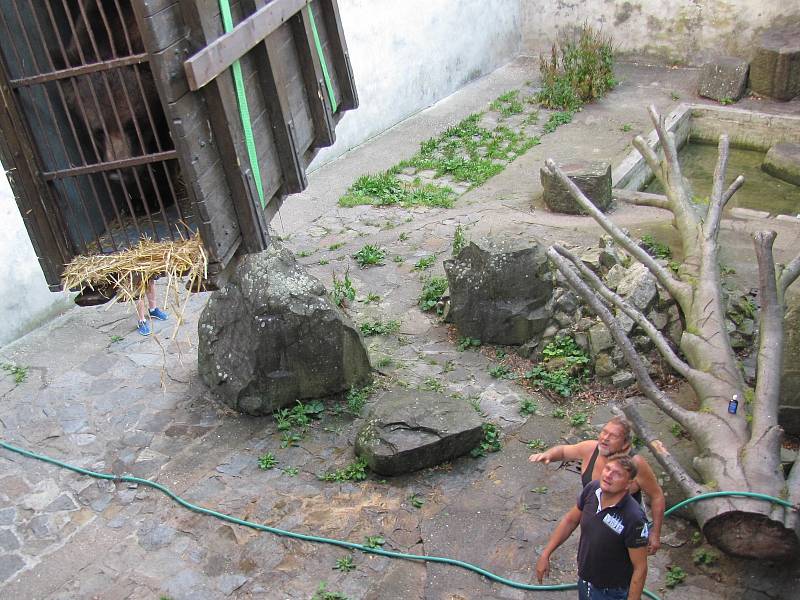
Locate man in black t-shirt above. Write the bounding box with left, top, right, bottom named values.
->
left=535, top=455, right=649, bottom=600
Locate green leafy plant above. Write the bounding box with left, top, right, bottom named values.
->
left=570, top=412, right=589, bottom=426
left=377, top=356, right=392, bottom=368
left=670, top=422, right=685, bottom=438
left=365, top=292, right=381, bottom=304
left=354, top=244, right=386, bottom=268
left=490, top=90, right=525, bottom=117
left=110, top=334, right=123, bottom=343
left=639, top=234, right=672, bottom=260
left=452, top=224, right=468, bottom=256
left=319, top=259, right=330, bottom=265
left=331, top=269, right=356, bottom=307
left=258, top=452, right=278, bottom=470
left=552, top=407, right=567, bottom=419
left=398, top=232, right=410, bottom=241
left=621, top=123, right=632, bottom=132
left=311, top=582, right=349, bottom=600
left=471, top=422, right=502, bottom=457
left=520, top=398, right=539, bottom=416
left=346, top=384, right=374, bottom=415
left=542, top=110, right=574, bottom=134
left=527, top=438, right=547, bottom=451
left=329, top=242, right=345, bottom=251
left=413, top=255, right=436, bottom=271
left=456, top=336, right=481, bottom=351
left=692, top=548, right=718, bottom=566
left=531, top=486, right=549, bottom=494
left=280, top=432, right=302, bottom=448
left=409, top=493, right=425, bottom=509
left=283, top=466, right=299, bottom=477
left=670, top=91, right=680, bottom=101
left=665, top=565, right=687, bottom=588
left=525, top=336, right=591, bottom=396
left=360, top=320, right=400, bottom=336
left=421, top=377, right=445, bottom=393
left=320, top=458, right=369, bottom=482
left=537, top=23, right=615, bottom=111
left=719, top=96, right=734, bottom=105
left=296, top=249, right=315, bottom=257
left=488, top=364, right=512, bottom=379
left=334, top=555, right=356, bottom=572
left=363, top=535, right=385, bottom=549
left=419, top=276, right=448, bottom=313
left=2, top=363, right=28, bottom=384
left=690, top=531, right=703, bottom=545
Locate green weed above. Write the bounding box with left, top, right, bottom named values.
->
left=360, top=320, right=400, bottom=336
left=320, top=457, right=369, bottom=482
left=377, top=356, right=392, bottom=368
left=670, top=91, right=680, bottom=101
left=471, top=423, right=502, bottom=457
left=665, top=565, right=687, bottom=588
left=258, top=452, right=278, bottom=470
left=2, top=363, right=28, bottom=384
left=312, top=582, right=349, bottom=600
left=531, top=486, right=549, bottom=494
left=692, top=548, right=718, bottom=566
left=456, top=336, right=481, bottom=351
left=283, top=466, right=299, bottom=477
left=670, top=423, right=685, bottom=438
left=296, top=249, right=315, bottom=257
left=110, top=335, right=123, bottom=343
left=419, top=276, right=448, bottom=313
left=719, top=96, right=734, bottom=105
left=331, top=269, right=356, bottom=307
left=413, top=255, right=436, bottom=271
left=640, top=234, right=672, bottom=260
left=329, top=242, right=345, bottom=251
left=452, top=224, right=468, bottom=256
left=399, top=232, right=410, bottom=241
left=319, top=259, right=330, bottom=265
left=363, top=535, right=385, bottom=549
left=542, top=110, right=574, bottom=134
left=520, top=398, right=538, bottom=416
left=280, top=432, right=302, bottom=448
left=421, top=377, right=445, bottom=393
left=409, top=493, right=425, bottom=509
left=354, top=244, right=385, bottom=268
left=365, top=292, right=381, bottom=304
left=527, top=438, right=547, bottom=451
left=570, top=412, right=589, bottom=426
left=346, top=384, right=374, bottom=415
left=621, top=123, right=632, bottom=132
left=334, top=555, right=356, bottom=572
left=525, top=336, right=590, bottom=396
left=489, top=364, right=512, bottom=379
left=552, top=408, right=567, bottom=419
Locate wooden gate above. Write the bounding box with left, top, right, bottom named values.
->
left=0, top=0, right=357, bottom=290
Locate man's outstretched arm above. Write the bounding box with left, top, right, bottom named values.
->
left=529, top=440, right=595, bottom=465
left=535, top=505, right=581, bottom=583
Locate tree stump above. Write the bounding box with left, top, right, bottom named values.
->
left=541, top=160, right=612, bottom=214
left=749, top=24, right=800, bottom=101
left=698, top=57, right=749, bottom=102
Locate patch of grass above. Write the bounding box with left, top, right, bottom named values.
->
left=456, top=336, right=481, bottom=351
left=331, top=269, right=356, bottom=307
left=421, top=377, right=445, bottom=393
left=409, top=493, right=425, bottom=509
left=719, top=96, right=734, bottom=105
left=2, top=363, right=28, bottom=384
left=490, top=90, right=525, bottom=117
left=334, top=555, right=356, bottom=572
left=363, top=535, right=385, bottom=549
left=537, top=23, right=615, bottom=111
left=258, top=452, right=278, bottom=470
left=312, top=582, right=349, bottom=600
left=542, top=110, right=574, bottom=134
left=283, top=466, right=299, bottom=477
left=527, top=438, right=547, bottom=451
left=329, top=242, right=345, bottom=251
left=665, top=565, right=687, bottom=588
left=338, top=171, right=456, bottom=209
left=471, top=422, right=502, bottom=457
left=452, top=224, right=468, bottom=256
left=354, top=244, right=385, bottom=268
left=320, top=457, right=369, bottom=482
left=413, top=255, right=436, bottom=271
left=377, top=356, right=392, bottom=368
left=365, top=292, right=381, bottom=304
left=296, top=249, right=315, bottom=257
left=392, top=255, right=404, bottom=263
left=488, top=364, right=512, bottom=379
left=280, top=432, right=302, bottom=448
left=345, top=384, right=374, bottom=415
left=621, top=123, right=632, bottom=132
left=318, top=259, right=330, bottom=265
left=692, top=548, right=718, bottom=566
left=520, top=398, right=538, bottom=416
left=360, top=319, right=400, bottom=336
left=525, top=336, right=591, bottom=396
left=110, top=334, right=123, bottom=343
left=419, top=276, right=448, bottom=313
left=639, top=234, right=672, bottom=260
left=670, top=422, right=685, bottom=438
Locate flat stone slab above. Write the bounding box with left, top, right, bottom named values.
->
left=355, top=389, right=484, bottom=476
left=763, top=142, right=800, bottom=187
left=541, top=159, right=612, bottom=214
left=698, top=57, right=748, bottom=102
left=749, top=24, right=800, bottom=100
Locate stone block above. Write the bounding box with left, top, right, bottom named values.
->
left=588, top=324, right=613, bottom=355
left=355, top=390, right=483, bottom=475
left=698, top=57, right=749, bottom=102
left=763, top=142, right=800, bottom=186
left=541, top=160, right=612, bottom=214
left=749, top=25, right=800, bottom=100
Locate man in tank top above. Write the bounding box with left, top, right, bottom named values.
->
left=529, top=416, right=664, bottom=555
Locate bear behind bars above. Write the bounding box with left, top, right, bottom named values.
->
left=55, top=0, right=175, bottom=216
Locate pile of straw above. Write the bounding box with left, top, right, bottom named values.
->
left=62, top=233, right=208, bottom=308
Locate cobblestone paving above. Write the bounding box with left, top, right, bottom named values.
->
left=1, top=58, right=799, bottom=599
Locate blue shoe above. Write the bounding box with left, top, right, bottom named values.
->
left=149, top=307, right=168, bottom=321
left=137, top=320, right=151, bottom=336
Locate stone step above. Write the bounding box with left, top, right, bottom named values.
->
left=762, top=142, right=800, bottom=186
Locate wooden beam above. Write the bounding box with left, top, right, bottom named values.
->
left=320, top=0, right=357, bottom=111
left=184, top=0, right=309, bottom=91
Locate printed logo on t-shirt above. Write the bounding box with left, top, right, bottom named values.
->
left=602, top=512, right=624, bottom=534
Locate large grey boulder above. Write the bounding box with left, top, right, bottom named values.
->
left=198, top=243, right=372, bottom=415
left=698, top=57, right=749, bottom=102
left=780, top=301, right=800, bottom=435
left=541, top=160, right=612, bottom=215
left=443, top=235, right=553, bottom=345
left=762, top=143, right=800, bottom=186
left=355, top=390, right=484, bottom=475
left=749, top=24, right=800, bottom=101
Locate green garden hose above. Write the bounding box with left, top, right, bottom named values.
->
left=1, top=438, right=796, bottom=599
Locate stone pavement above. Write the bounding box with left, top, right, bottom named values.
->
left=1, top=57, right=799, bottom=599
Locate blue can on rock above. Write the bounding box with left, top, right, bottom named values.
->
left=728, top=395, right=739, bottom=415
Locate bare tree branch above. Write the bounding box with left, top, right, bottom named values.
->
left=779, top=253, right=800, bottom=296
left=552, top=244, right=700, bottom=382
left=618, top=400, right=704, bottom=499
left=543, top=159, right=692, bottom=306
left=722, top=175, right=745, bottom=205
left=546, top=246, right=706, bottom=432
left=632, top=135, right=664, bottom=181
left=703, top=135, right=731, bottom=239
left=751, top=232, right=783, bottom=437
left=613, top=188, right=670, bottom=210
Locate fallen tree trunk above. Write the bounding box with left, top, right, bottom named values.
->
left=542, top=106, right=800, bottom=559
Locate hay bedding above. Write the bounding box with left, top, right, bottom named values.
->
left=61, top=233, right=208, bottom=323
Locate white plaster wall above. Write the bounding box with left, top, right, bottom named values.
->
left=521, top=0, right=800, bottom=65
left=311, top=0, right=522, bottom=168
left=0, top=173, right=72, bottom=347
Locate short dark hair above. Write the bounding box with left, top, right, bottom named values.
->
left=607, top=416, right=633, bottom=445
left=607, top=453, right=638, bottom=480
